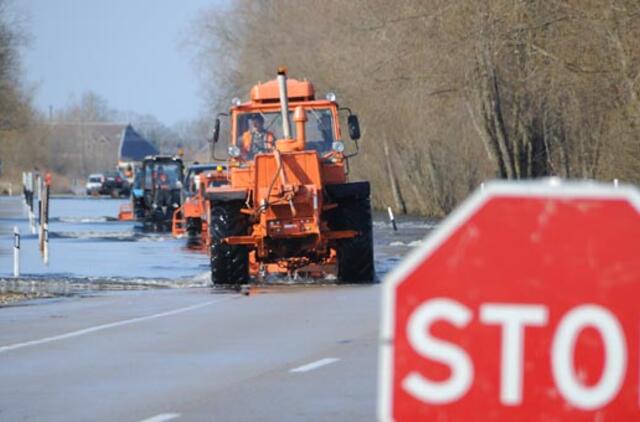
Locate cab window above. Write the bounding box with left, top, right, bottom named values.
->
left=236, top=108, right=335, bottom=157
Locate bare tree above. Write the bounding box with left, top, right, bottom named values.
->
left=190, top=0, right=640, bottom=216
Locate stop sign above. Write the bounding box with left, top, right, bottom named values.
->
left=379, top=181, right=640, bottom=421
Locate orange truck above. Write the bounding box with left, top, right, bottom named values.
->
left=208, top=68, right=374, bottom=284
left=172, top=163, right=227, bottom=247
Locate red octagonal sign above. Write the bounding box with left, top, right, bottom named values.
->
left=379, top=181, right=640, bottom=421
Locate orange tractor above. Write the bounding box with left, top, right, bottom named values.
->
left=172, top=163, right=227, bottom=247
left=208, top=68, right=374, bottom=284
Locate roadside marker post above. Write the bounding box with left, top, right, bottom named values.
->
left=387, top=206, right=398, bottom=231
left=13, top=226, right=20, bottom=278
left=43, top=222, right=49, bottom=265
left=37, top=175, right=42, bottom=229
left=42, top=174, right=51, bottom=263
left=379, top=180, right=640, bottom=421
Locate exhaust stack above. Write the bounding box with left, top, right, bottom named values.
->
left=277, top=67, right=291, bottom=139
left=293, top=106, right=307, bottom=145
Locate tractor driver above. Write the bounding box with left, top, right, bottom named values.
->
left=241, top=114, right=275, bottom=158
left=156, top=166, right=171, bottom=190
left=153, top=165, right=173, bottom=209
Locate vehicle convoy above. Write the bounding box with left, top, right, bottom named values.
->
left=172, top=162, right=228, bottom=246
left=139, top=155, right=185, bottom=231
left=207, top=68, right=374, bottom=285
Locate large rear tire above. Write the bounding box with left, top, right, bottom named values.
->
left=210, top=202, right=249, bottom=285
left=332, top=197, right=375, bottom=283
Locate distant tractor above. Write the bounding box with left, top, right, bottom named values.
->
left=139, top=155, right=185, bottom=231
left=172, top=162, right=227, bottom=246
left=208, top=68, right=374, bottom=285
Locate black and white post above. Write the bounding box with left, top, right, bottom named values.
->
left=43, top=221, right=49, bottom=265
left=13, top=226, right=20, bottom=277
left=387, top=206, right=398, bottom=232
left=30, top=173, right=37, bottom=234
left=40, top=179, right=50, bottom=263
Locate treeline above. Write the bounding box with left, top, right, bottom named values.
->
left=0, top=0, right=40, bottom=189
left=193, top=0, right=640, bottom=216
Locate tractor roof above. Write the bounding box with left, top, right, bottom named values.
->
left=250, top=78, right=315, bottom=103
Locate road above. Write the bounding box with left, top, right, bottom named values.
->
left=1, top=195, right=434, bottom=421
left=0, top=284, right=380, bottom=421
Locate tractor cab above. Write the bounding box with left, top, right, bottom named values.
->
left=172, top=162, right=229, bottom=244
left=233, top=109, right=336, bottom=160
left=219, top=77, right=356, bottom=169
left=140, top=155, right=184, bottom=231
left=184, top=162, right=227, bottom=196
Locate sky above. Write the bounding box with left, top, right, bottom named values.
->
left=16, top=0, right=224, bottom=125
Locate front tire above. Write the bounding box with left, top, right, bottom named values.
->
left=332, top=197, right=375, bottom=283
left=210, top=202, right=249, bottom=285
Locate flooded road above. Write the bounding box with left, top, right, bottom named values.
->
left=0, top=194, right=437, bottom=421
left=0, top=195, right=435, bottom=293
left=0, top=196, right=207, bottom=281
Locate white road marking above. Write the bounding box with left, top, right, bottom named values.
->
left=139, top=413, right=181, bottom=422
left=290, top=357, right=340, bottom=373
left=0, top=297, right=234, bottom=354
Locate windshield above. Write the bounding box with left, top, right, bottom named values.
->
left=236, top=108, right=335, bottom=159
left=89, top=176, right=102, bottom=183
left=144, top=162, right=183, bottom=189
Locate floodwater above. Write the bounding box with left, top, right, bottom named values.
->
left=0, top=195, right=435, bottom=294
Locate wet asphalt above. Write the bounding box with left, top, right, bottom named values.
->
left=0, top=195, right=434, bottom=421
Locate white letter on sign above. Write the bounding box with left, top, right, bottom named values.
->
left=480, top=304, right=548, bottom=405
left=551, top=305, right=627, bottom=410
left=403, top=298, right=473, bottom=404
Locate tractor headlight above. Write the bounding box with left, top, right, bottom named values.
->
left=325, top=92, right=336, bottom=102
left=231, top=97, right=242, bottom=106
left=332, top=141, right=345, bottom=153
left=228, top=145, right=241, bottom=158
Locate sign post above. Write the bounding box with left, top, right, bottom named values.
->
left=379, top=181, right=640, bottom=420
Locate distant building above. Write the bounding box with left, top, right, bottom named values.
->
left=42, top=122, right=158, bottom=179
left=119, top=124, right=159, bottom=162
left=117, top=124, right=159, bottom=179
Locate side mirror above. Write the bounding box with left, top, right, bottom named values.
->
left=212, top=118, right=221, bottom=144
left=348, top=115, right=361, bottom=140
